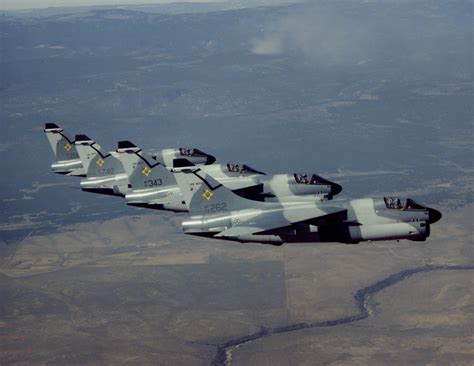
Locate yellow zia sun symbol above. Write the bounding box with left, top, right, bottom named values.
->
left=142, top=165, right=152, bottom=177
left=64, top=143, right=72, bottom=152
left=202, top=188, right=214, bottom=201
left=96, top=158, right=105, bottom=167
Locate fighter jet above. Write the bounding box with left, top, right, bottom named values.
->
left=74, top=135, right=215, bottom=197
left=116, top=140, right=215, bottom=210
left=115, top=141, right=341, bottom=212
left=43, top=123, right=85, bottom=176
left=173, top=168, right=442, bottom=245
left=219, top=168, right=342, bottom=202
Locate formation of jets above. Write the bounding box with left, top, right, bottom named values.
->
left=44, top=123, right=442, bottom=245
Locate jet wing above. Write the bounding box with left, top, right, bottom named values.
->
left=215, top=205, right=346, bottom=238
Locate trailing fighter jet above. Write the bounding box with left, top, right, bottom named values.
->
left=173, top=168, right=442, bottom=245
left=115, top=141, right=342, bottom=212
left=43, top=123, right=85, bottom=176
left=74, top=135, right=215, bottom=197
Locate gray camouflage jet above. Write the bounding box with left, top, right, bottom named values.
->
left=44, top=123, right=85, bottom=176
left=115, top=141, right=342, bottom=212
left=173, top=168, right=442, bottom=245
left=116, top=140, right=215, bottom=211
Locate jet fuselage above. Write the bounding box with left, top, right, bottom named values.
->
left=182, top=197, right=441, bottom=245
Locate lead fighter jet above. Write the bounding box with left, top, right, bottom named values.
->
left=173, top=168, right=442, bottom=245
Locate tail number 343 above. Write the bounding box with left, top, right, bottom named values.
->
left=144, top=179, right=162, bottom=188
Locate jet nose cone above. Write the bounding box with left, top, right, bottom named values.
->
left=428, top=208, right=442, bottom=224
left=331, top=183, right=342, bottom=196
left=206, top=154, right=216, bottom=165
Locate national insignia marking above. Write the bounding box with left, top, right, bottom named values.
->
left=202, top=188, right=213, bottom=201
left=64, top=143, right=72, bottom=152
left=142, top=166, right=152, bottom=177
left=96, top=158, right=105, bottom=167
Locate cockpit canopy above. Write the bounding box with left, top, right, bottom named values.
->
left=294, top=173, right=330, bottom=185
left=179, top=148, right=208, bottom=157
left=226, top=164, right=265, bottom=175
left=384, top=197, right=426, bottom=211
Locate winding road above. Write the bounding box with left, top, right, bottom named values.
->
left=211, top=264, right=474, bottom=366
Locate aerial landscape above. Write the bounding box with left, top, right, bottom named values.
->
left=1, top=0, right=473, bottom=365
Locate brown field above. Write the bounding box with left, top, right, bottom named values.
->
left=0, top=205, right=473, bottom=365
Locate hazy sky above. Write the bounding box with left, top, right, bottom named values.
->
left=1, top=0, right=223, bottom=11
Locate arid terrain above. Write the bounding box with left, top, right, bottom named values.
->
left=1, top=204, right=472, bottom=365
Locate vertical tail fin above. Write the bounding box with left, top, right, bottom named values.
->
left=44, top=123, right=85, bottom=176
left=173, top=168, right=260, bottom=214
left=116, top=141, right=178, bottom=190
left=74, top=135, right=125, bottom=178
left=44, top=123, right=79, bottom=161
left=115, top=141, right=142, bottom=177
left=74, top=134, right=103, bottom=174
